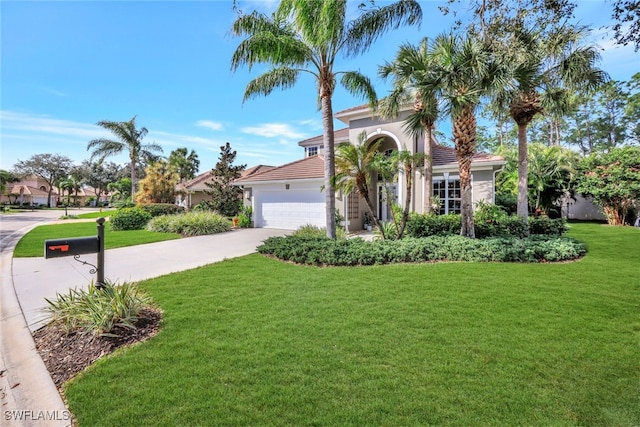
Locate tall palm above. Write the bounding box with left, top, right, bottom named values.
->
left=230, top=0, right=422, bottom=239
left=423, top=33, right=508, bottom=238
left=87, top=116, right=163, bottom=197
left=496, top=25, right=608, bottom=220
left=333, top=133, right=385, bottom=238
left=378, top=38, right=438, bottom=214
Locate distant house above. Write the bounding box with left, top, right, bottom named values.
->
left=234, top=104, right=506, bottom=231
left=176, top=165, right=274, bottom=208
left=2, top=175, right=60, bottom=206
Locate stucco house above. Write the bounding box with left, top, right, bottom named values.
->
left=234, top=105, right=506, bottom=231
left=176, top=164, right=274, bottom=208
left=2, top=175, right=60, bottom=206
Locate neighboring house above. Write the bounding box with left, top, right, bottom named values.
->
left=1, top=175, right=60, bottom=206
left=560, top=194, right=607, bottom=221
left=234, top=105, right=506, bottom=231
left=176, top=165, right=274, bottom=208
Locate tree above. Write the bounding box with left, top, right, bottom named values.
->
left=83, top=160, right=121, bottom=201
left=420, top=33, right=508, bottom=238
left=576, top=146, right=640, bottom=225
left=230, top=0, right=422, bottom=238
left=134, top=160, right=180, bottom=204
left=494, top=25, right=607, bottom=220
left=612, top=0, right=640, bottom=51
left=204, top=143, right=246, bottom=217
left=107, top=178, right=132, bottom=204
left=378, top=37, right=438, bottom=214
left=168, top=147, right=200, bottom=182
left=13, top=154, right=73, bottom=207
left=333, top=134, right=385, bottom=237
left=87, top=116, right=163, bottom=197
left=0, top=169, right=19, bottom=195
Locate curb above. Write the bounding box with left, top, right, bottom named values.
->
left=0, top=223, right=72, bottom=426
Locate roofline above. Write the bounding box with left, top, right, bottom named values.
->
left=232, top=177, right=323, bottom=186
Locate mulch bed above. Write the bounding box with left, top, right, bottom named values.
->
left=33, top=307, right=162, bottom=388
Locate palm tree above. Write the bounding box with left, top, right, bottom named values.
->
left=495, top=25, right=608, bottom=220
left=333, top=134, right=385, bottom=238
left=378, top=38, right=438, bottom=214
left=87, top=116, right=163, bottom=198
left=421, top=33, right=508, bottom=238
left=230, top=0, right=422, bottom=239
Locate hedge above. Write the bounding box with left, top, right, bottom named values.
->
left=110, top=207, right=152, bottom=231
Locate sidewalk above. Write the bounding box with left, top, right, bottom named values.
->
left=1, top=215, right=288, bottom=426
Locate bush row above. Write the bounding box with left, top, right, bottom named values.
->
left=257, top=235, right=586, bottom=266
left=110, top=207, right=152, bottom=231
left=405, top=214, right=567, bottom=238
left=146, top=211, right=231, bottom=236
left=139, top=203, right=185, bottom=217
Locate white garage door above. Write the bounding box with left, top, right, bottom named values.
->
left=257, top=189, right=325, bottom=230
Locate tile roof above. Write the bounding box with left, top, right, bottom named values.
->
left=431, top=143, right=505, bottom=166
left=234, top=155, right=325, bottom=183
left=177, top=164, right=275, bottom=191
left=10, top=185, right=54, bottom=196
left=297, top=128, right=350, bottom=146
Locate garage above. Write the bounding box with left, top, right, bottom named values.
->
left=252, top=183, right=324, bottom=229
left=232, top=156, right=327, bottom=231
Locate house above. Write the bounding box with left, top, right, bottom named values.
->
left=1, top=175, right=60, bottom=206
left=176, top=164, right=274, bottom=208
left=234, top=105, right=506, bottom=231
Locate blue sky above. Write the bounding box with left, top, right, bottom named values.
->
left=1, top=1, right=638, bottom=174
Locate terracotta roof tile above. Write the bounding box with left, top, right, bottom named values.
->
left=297, top=128, right=349, bottom=146
left=431, top=143, right=504, bottom=166
left=177, top=164, right=275, bottom=191
left=234, top=156, right=325, bottom=183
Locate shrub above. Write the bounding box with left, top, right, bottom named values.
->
left=146, top=211, right=231, bottom=236
left=292, top=224, right=347, bottom=240
left=140, top=203, right=185, bottom=218
left=110, top=207, right=152, bottom=231
left=529, top=217, right=567, bottom=236
left=405, top=214, right=462, bottom=238
left=258, top=235, right=586, bottom=266
left=43, top=281, right=153, bottom=336
left=193, top=201, right=215, bottom=212
left=237, top=206, right=252, bottom=228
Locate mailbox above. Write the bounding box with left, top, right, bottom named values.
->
left=45, top=236, right=99, bottom=259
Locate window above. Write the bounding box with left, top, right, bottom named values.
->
left=347, top=191, right=359, bottom=220
left=306, top=146, right=319, bottom=157
left=433, top=177, right=461, bottom=214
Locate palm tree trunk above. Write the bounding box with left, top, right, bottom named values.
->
left=517, top=123, right=529, bottom=220
left=320, top=84, right=336, bottom=239
left=453, top=106, right=476, bottom=238
left=130, top=159, right=136, bottom=200
left=424, top=128, right=433, bottom=214
left=398, top=163, right=412, bottom=239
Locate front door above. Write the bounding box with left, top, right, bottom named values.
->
left=378, top=183, right=397, bottom=222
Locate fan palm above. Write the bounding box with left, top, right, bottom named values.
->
left=87, top=116, right=163, bottom=197
left=422, top=33, right=508, bottom=238
left=230, top=0, right=422, bottom=239
left=333, top=133, right=384, bottom=238
left=378, top=38, right=438, bottom=214
left=495, top=25, right=608, bottom=220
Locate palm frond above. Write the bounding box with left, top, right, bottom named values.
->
left=231, top=31, right=310, bottom=72
left=345, top=0, right=422, bottom=57
left=243, top=67, right=301, bottom=102
left=339, top=71, right=377, bottom=108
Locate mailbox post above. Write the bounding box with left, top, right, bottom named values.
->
left=45, top=218, right=106, bottom=289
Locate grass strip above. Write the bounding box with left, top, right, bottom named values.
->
left=14, top=222, right=180, bottom=257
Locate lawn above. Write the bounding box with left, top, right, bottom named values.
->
left=64, top=223, right=639, bottom=426
left=74, top=210, right=116, bottom=219
left=14, top=222, right=181, bottom=257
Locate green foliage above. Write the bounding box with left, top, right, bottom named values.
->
left=406, top=213, right=566, bottom=238
left=374, top=222, right=398, bottom=240
left=204, top=142, right=245, bottom=217
left=258, top=235, right=585, bottom=266
left=139, top=203, right=185, bottom=218
left=146, top=211, right=231, bottom=236
left=237, top=205, right=252, bottom=228
left=43, top=281, right=153, bottom=337
left=167, top=147, right=200, bottom=181
left=291, top=224, right=347, bottom=240
left=110, top=207, right=152, bottom=231
left=577, top=146, right=640, bottom=225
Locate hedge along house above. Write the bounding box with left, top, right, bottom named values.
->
left=234, top=104, right=506, bottom=232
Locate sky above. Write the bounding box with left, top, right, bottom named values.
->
left=1, top=0, right=638, bottom=175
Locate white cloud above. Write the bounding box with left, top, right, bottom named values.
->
left=195, top=120, right=224, bottom=131
left=240, top=123, right=306, bottom=139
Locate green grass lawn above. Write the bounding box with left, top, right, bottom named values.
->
left=14, top=222, right=181, bottom=257
left=74, top=210, right=115, bottom=219
left=64, top=223, right=639, bottom=426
